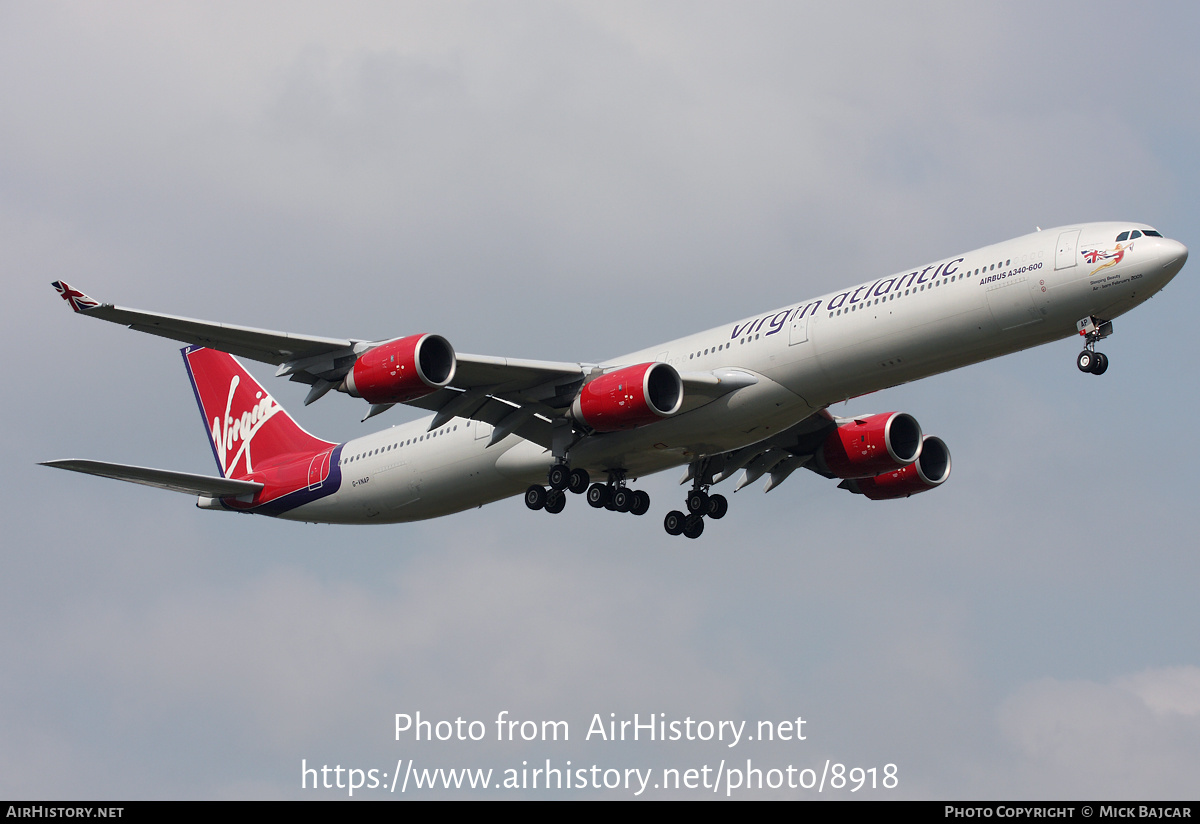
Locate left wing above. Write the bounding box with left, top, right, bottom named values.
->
left=51, top=281, right=360, bottom=366
left=50, top=283, right=586, bottom=448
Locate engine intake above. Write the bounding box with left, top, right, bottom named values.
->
left=342, top=334, right=456, bottom=404
left=572, top=362, right=683, bottom=432
left=840, top=436, right=951, bottom=500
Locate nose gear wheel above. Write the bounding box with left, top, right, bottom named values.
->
left=1076, top=317, right=1112, bottom=375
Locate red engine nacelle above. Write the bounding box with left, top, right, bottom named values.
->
left=571, top=362, right=684, bottom=432
left=341, top=334, right=456, bottom=404
left=815, top=411, right=923, bottom=479
left=840, top=436, right=952, bottom=500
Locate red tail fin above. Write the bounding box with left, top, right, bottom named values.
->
left=182, top=347, right=334, bottom=479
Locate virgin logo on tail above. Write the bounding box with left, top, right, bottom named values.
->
left=183, top=347, right=335, bottom=481
left=210, top=374, right=281, bottom=477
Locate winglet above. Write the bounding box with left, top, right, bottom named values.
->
left=51, top=281, right=101, bottom=313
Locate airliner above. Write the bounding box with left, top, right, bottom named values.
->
left=44, top=222, right=1187, bottom=538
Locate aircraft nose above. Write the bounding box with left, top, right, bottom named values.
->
left=1158, top=238, right=1188, bottom=277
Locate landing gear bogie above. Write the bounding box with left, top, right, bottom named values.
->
left=663, top=458, right=733, bottom=538
left=584, top=473, right=649, bottom=516
left=529, top=463, right=589, bottom=518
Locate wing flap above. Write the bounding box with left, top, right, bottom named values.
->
left=41, top=459, right=264, bottom=497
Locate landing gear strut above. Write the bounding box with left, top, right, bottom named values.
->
left=664, top=459, right=729, bottom=539
left=1076, top=317, right=1112, bottom=375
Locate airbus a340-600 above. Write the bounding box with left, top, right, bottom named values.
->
left=44, top=222, right=1187, bottom=539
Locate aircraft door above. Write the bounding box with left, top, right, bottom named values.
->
left=789, top=314, right=810, bottom=346
left=1055, top=229, right=1081, bottom=270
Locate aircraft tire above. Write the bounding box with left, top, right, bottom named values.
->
left=545, top=489, right=566, bottom=514
left=525, top=485, right=547, bottom=510
left=548, top=464, right=570, bottom=490
left=683, top=514, right=705, bottom=539
left=686, top=489, right=709, bottom=514
left=1092, top=352, right=1109, bottom=375
left=664, top=510, right=685, bottom=536
left=707, top=493, right=728, bottom=520
left=586, top=483, right=609, bottom=508
left=613, top=488, right=633, bottom=513
left=1077, top=350, right=1095, bottom=373
left=630, top=490, right=651, bottom=516
left=568, top=468, right=590, bottom=494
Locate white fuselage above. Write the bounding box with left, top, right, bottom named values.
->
left=289, top=222, right=1187, bottom=524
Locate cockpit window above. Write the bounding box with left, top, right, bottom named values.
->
left=1143, top=229, right=1163, bottom=237
left=1116, top=231, right=1129, bottom=242
left=1130, top=230, right=1142, bottom=239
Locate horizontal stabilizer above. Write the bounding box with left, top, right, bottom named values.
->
left=40, top=459, right=264, bottom=497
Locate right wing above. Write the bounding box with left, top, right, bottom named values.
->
left=689, top=408, right=951, bottom=499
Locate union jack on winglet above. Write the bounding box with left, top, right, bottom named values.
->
left=52, top=281, right=100, bottom=313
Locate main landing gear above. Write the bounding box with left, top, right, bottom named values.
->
left=585, top=471, right=651, bottom=517
left=664, top=461, right=728, bottom=539
left=1076, top=316, right=1113, bottom=376
left=525, top=464, right=652, bottom=518
left=525, top=463, right=590, bottom=515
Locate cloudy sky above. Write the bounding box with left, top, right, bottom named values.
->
left=3, top=1, right=1199, bottom=799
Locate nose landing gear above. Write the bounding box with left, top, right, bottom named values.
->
left=1076, top=349, right=1109, bottom=375
left=1076, top=317, right=1113, bottom=375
